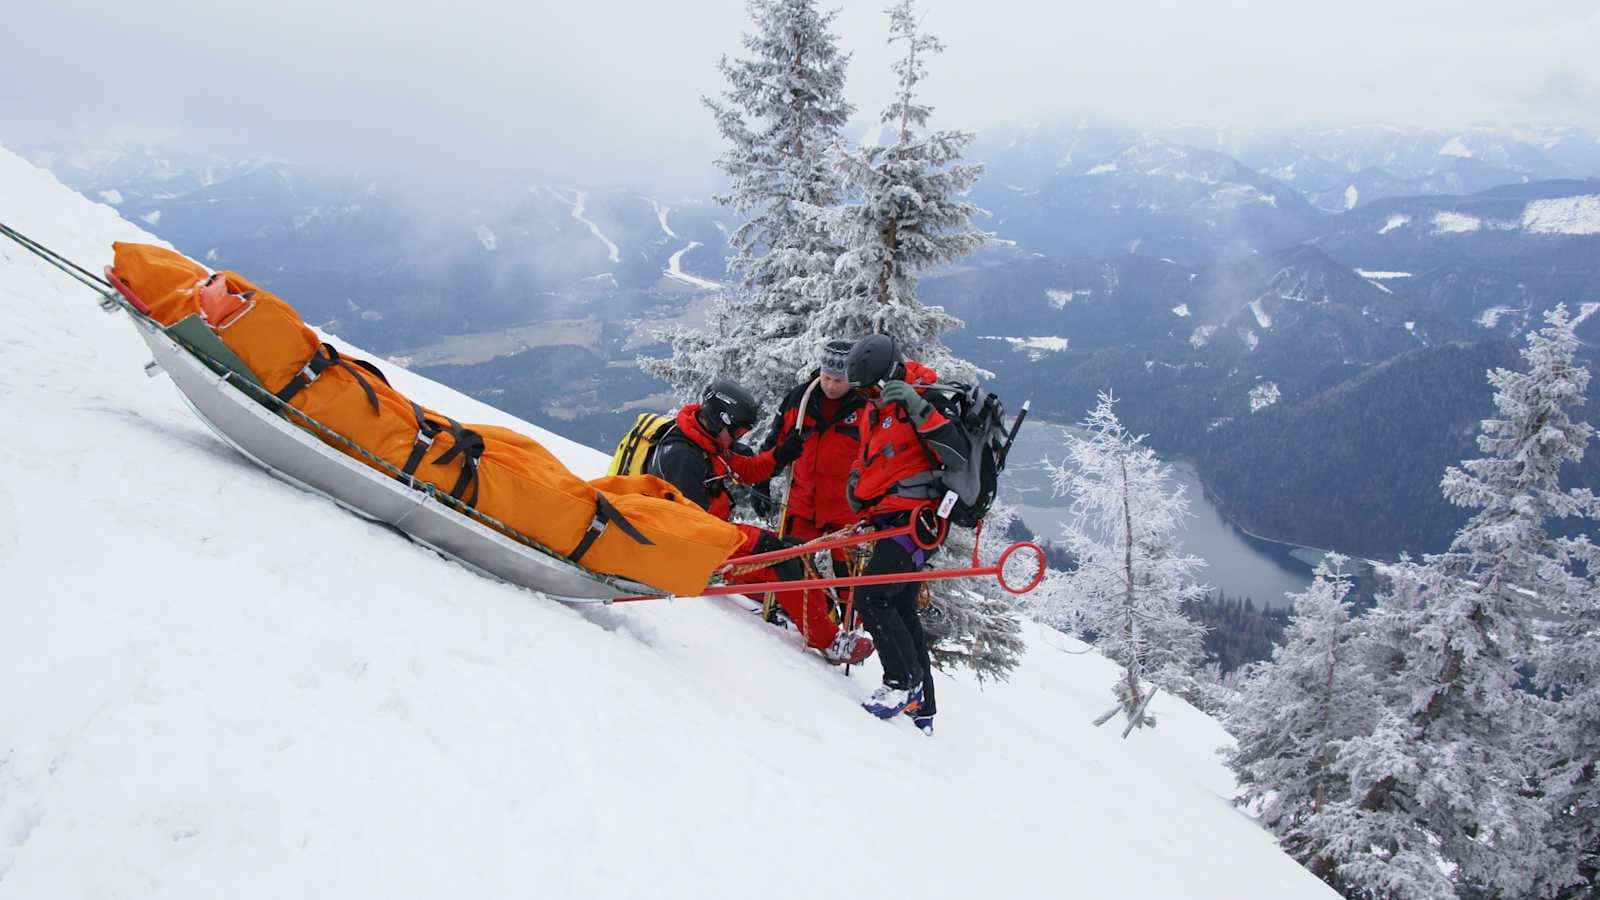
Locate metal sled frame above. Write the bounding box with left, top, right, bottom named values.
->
left=123, top=306, right=653, bottom=603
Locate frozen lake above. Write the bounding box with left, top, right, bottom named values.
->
left=999, top=420, right=1317, bottom=608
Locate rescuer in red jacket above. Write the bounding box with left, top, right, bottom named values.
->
left=755, top=339, right=875, bottom=665
left=648, top=379, right=805, bottom=576
left=844, top=334, right=968, bottom=727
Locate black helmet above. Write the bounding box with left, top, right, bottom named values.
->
left=699, top=379, right=761, bottom=435
left=846, top=334, right=902, bottom=388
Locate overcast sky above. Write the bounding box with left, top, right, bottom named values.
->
left=3, top=0, right=1596, bottom=193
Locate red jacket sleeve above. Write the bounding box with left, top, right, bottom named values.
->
left=727, top=448, right=779, bottom=484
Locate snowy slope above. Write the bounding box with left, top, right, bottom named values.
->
left=0, top=145, right=1336, bottom=900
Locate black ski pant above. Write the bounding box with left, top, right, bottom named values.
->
left=853, top=531, right=937, bottom=716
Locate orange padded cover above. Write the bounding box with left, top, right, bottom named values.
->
left=111, top=242, right=741, bottom=595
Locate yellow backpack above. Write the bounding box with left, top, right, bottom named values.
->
left=606, top=413, right=675, bottom=477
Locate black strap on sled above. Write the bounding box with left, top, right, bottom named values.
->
left=274, top=343, right=380, bottom=414
left=400, top=400, right=442, bottom=483
left=351, top=358, right=391, bottom=386
left=431, top=418, right=484, bottom=508
left=569, top=494, right=655, bottom=563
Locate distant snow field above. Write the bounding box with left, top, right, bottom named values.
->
left=982, top=335, right=1069, bottom=358
left=475, top=225, right=497, bottom=251
left=97, top=189, right=124, bottom=205
left=1046, top=288, right=1090, bottom=308
left=1438, top=135, right=1474, bottom=158
left=1172, top=303, right=1191, bottom=317
left=140, top=210, right=161, bottom=225
left=1354, top=270, right=1412, bottom=279
left=1344, top=184, right=1358, bottom=210
left=1249, top=298, right=1273, bottom=329
left=1521, top=195, right=1600, bottom=235
left=1378, top=214, right=1411, bottom=234
left=1478, top=305, right=1523, bottom=329
left=1213, top=183, right=1278, bottom=208
left=1249, top=381, right=1281, bottom=412
left=1432, top=211, right=1482, bottom=234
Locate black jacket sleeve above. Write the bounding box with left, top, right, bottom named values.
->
left=759, top=379, right=807, bottom=453
left=922, top=419, right=970, bottom=473
left=649, top=439, right=714, bottom=511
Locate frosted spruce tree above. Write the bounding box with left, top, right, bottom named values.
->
left=817, top=0, right=1018, bottom=681
left=804, top=0, right=990, bottom=383
left=644, top=0, right=853, bottom=413
left=1510, top=307, right=1600, bottom=899
left=1537, top=555, right=1600, bottom=900
left=1223, top=555, right=1382, bottom=885
left=1027, top=394, right=1208, bottom=730
left=1318, top=307, right=1598, bottom=899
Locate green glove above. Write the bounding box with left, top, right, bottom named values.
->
left=846, top=471, right=865, bottom=513
left=879, top=379, right=932, bottom=426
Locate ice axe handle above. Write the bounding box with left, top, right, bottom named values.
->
left=998, top=400, right=1030, bottom=471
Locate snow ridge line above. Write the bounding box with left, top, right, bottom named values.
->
left=648, top=198, right=678, bottom=239
left=665, top=241, right=720, bottom=290
left=562, top=189, right=620, bottom=263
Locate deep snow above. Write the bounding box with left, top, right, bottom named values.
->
left=0, top=145, right=1336, bottom=899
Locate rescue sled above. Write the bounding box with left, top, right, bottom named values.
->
left=120, top=306, right=656, bottom=600
left=108, top=290, right=656, bottom=601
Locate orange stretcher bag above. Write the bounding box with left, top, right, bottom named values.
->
left=111, top=242, right=742, bottom=595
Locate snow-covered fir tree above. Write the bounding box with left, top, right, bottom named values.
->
left=803, top=0, right=990, bottom=384
left=818, top=1, right=1017, bottom=679
left=1026, top=394, right=1208, bottom=730
left=644, top=0, right=853, bottom=413
left=1537, top=561, right=1600, bottom=900
left=1316, top=307, right=1599, bottom=899
left=1506, top=307, right=1600, bottom=899
left=1223, top=555, right=1381, bottom=885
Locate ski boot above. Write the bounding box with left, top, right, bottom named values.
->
left=862, top=681, right=923, bottom=719
left=821, top=628, right=874, bottom=665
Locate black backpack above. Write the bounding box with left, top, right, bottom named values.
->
left=919, top=382, right=1020, bottom=528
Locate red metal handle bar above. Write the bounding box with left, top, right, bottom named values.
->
left=717, top=506, right=945, bottom=572
left=719, top=525, right=884, bottom=571
left=996, top=542, right=1048, bottom=594
left=613, top=541, right=1046, bottom=603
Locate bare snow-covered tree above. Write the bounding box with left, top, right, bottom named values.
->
left=644, top=0, right=853, bottom=412
left=802, top=0, right=990, bottom=384
left=1026, top=394, right=1208, bottom=730
left=1318, top=307, right=1598, bottom=899
left=1223, top=555, right=1381, bottom=886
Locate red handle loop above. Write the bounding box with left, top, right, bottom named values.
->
left=996, top=542, right=1046, bottom=595
left=104, top=266, right=152, bottom=315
